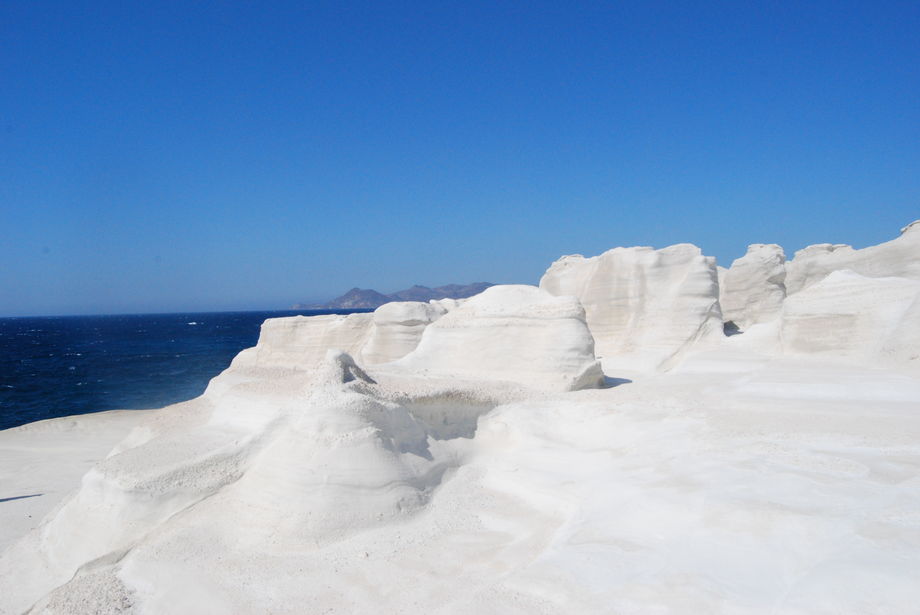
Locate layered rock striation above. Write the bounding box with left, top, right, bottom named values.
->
left=780, top=270, right=920, bottom=367
left=360, top=300, right=451, bottom=365
left=540, top=243, right=723, bottom=370
left=4, top=223, right=920, bottom=614
left=386, top=285, right=606, bottom=391
left=785, top=220, right=920, bottom=294
left=719, top=244, right=787, bottom=330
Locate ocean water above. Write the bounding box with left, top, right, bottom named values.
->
left=0, top=309, right=369, bottom=431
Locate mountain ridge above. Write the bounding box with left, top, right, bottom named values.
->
left=293, top=282, right=495, bottom=309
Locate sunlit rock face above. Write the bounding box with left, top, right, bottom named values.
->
left=389, top=285, right=605, bottom=391
left=6, top=223, right=920, bottom=615
left=780, top=270, right=920, bottom=370
left=785, top=220, right=920, bottom=294
left=540, top=243, right=723, bottom=370
left=200, top=312, right=376, bottom=404
left=248, top=313, right=374, bottom=370
left=0, top=350, right=449, bottom=614
left=720, top=244, right=787, bottom=330
left=361, top=301, right=450, bottom=365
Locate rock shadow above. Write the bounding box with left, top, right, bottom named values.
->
left=0, top=493, right=43, bottom=503
left=400, top=396, right=496, bottom=440
left=602, top=377, right=633, bottom=388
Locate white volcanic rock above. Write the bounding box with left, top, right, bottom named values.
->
left=540, top=243, right=723, bottom=370
left=0, top=410, right=154, bottom=553
left=720, top=244, right=787, bottom=329
left=224, top=302, right=464, bottom=379
left=386, top=285, right=605, bottom=391
left=0, top=350, right=439, bottom=613
left=780, top=270, right=920, bottom=370
left=4, top=344, right=920, bottom=613
left=201, top=312, right=375, bottom=408
left=716, top=264, right=728, bottom=290
left=245, top=312, right=373, bottom=370
left=429, top=297, right=465, bottom=311
left=785, top=220, right=920, bottom=294
left=6, top=225, right=920, bottom=614
left=361, top=301, right=449, bottom=365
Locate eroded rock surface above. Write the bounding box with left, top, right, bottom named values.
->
left=540, top=243, right=723, bottom=370
left=387, top=285, right=605, bottom=391
left=361, top=301, right=450, bottom=365
left=785, top=220, right=920, bottom=294
left=780, top=270, right=920, bottom=370
left=720, top=244, right=786, bottom=330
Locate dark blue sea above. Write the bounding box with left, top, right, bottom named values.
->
left=0, top=310, right=369, bottom=431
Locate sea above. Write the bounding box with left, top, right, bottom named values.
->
left=0, top=309, right=369, bottom=431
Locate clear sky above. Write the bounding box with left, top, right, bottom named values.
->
left=2, top=1, right=918, bottom=316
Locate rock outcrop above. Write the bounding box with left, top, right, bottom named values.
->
left=0, top=350, right=439, bottom=613
left=780, top=270, right=920, bottom=370
left=246, top=313, right=374, bottom=370
left=6, top=224, right=920, bottom=614
left=540, top=244, right=723, bottom=370
left=361, top=301, right=450, bottom=365
left=216, top=289, right=601, bottom=393
left=785, top=220, right=920, bottom=294
left=713, top=221, right=920, bottom=362
left=720, top=244, right=787, bottom=330
left=388, top=285, right=605, bottom=391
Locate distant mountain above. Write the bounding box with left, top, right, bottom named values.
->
left=293, top=282, right=494, bottom=310
left=300, top=288, right=392, bottom=310
left=389, top=283, right=495, bottom=303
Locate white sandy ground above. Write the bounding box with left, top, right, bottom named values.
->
left=1, top=344, right=919, bottom=614
left=0, top=410, right=154, bottom=552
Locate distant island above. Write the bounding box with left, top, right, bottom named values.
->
left=294, top=282, right=495, bottom=309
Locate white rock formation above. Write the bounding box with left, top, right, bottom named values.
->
left=716, top=264, right=728, bottom=291
left=361, top=301, right=449, bottom=365
left=780, top=270, right=920, bottom=370
left=5, top=332, right=920, bottom=613
left=785, top=220, right=920, bottom=294
left=0, top=350, right=440, bottom=614
left=246, top=312, right=374, bottom=370
left=0, top=409, right=155, bottom=553
left=720, top=244, right=786, bottom=329
left=540, top=243, right=723, bottom=370
left=387, top=285, right=605, bottom=391
left=6, top=224, right=920, bottom=614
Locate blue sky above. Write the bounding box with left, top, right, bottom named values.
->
left=2, top=1, right=918, bottom=316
